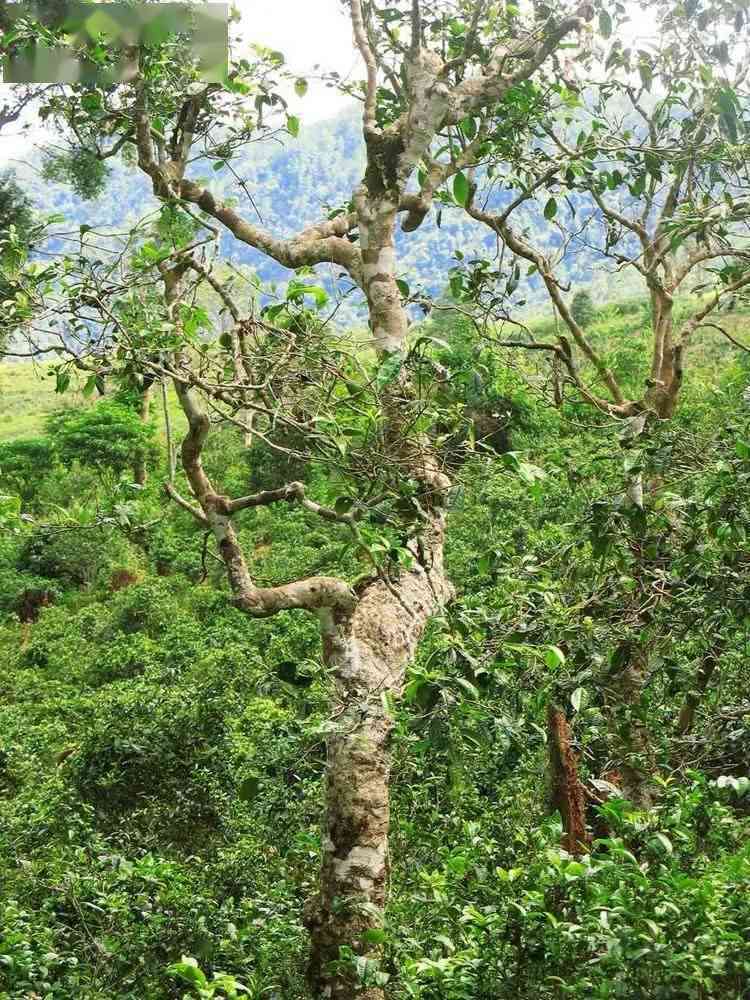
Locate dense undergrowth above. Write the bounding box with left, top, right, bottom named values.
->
left=1, top=299, right=750, bottom=999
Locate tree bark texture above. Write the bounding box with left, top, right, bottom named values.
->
left=547, top=703, right=590, bottom=856
left=306, top=520, right=451, bottom=999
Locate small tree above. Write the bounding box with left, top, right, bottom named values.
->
left=570, top=289, right=595, bottom=329
left=0, top=170, right=34, bottom=340
left=455, top=0, right=750, bottom=808
left=45, top=399, right=158, bottom=480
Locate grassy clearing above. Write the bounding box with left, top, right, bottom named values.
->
left=2, top=302, right=748, bottom=447
left=0, top=362, right=187, bottom=445
left=0, top=363, right=76, bottom=441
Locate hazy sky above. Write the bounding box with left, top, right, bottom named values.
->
left=242, top=0, right=361, bottom=121
left=0, top=1, right=360, bottom=163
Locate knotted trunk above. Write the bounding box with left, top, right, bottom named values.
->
left=306, top=522, right=451, bottom=1000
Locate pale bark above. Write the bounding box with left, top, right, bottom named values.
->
left=306, top=519, right=451, bottom=998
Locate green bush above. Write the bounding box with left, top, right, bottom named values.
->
left=18, top=525, right=140, bottom=588
left=0, top=437, right=56, bottom=502
left=45, top=400, right=158, bottom=478
left=571, top=289, right=596, bottom=328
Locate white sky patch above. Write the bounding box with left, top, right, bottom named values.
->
left=0, top=0, right=361, bottom=163
left=0, top=1, right=666, bottom=164
left=235, top=0, right=362, bottom=121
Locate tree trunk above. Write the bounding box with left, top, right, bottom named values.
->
left=677, top=643, right=722, bottom=736
left=603, top=644, right=656, bottom=809
left=133, top=381, right=153, bottom=486
left=645, top=295, right=682, bottom=419
left=547, top=703, right=590, bottom=856
left=306, top=524, right=451, bottom=999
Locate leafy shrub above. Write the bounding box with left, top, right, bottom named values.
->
left=571, top=289, right=595, bottom=328
left=391, top=784, right=750, bottom=1000
left=0, top=437, right=56, bottom=502
left=45, top=400, right=158, bottom=478
left=244, top=433, right=310, bottom=492
left=68, top=677, right=232, bottom=839
left=147, top=516, right=210, bottom=579
left=0, top=537, right=55, bottom=620
left=40, top=147, right=110, bottom=200
left=18, top=525, right=140, bottom=588
left=106, top=578, right=186, bottom=637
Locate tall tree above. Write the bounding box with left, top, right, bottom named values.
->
left=1, top=1, right=598, bottom=993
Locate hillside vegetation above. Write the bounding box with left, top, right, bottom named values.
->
left=2, top=300, right=750, bottom=999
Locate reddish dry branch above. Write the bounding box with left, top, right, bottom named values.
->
left=547, top=703, right=590, bottom=856
left=16, top=588, right=55, bottom=624
left=110, top=569, right=139, bottom=592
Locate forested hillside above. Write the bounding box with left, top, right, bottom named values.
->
left=1, top=1, right=750, bottom=999
left=8, top=105, right=639, bottom=316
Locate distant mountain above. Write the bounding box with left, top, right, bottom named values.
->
left=10, top=106, right=642, bottom=324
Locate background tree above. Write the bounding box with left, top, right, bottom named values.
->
left=570, top=289, right=594, bottom=329
left=450, top=10, right=750, bottom=809
left=0, top=170, right=34, bottom=348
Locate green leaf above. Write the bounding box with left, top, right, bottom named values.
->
left=375, top=353, right=404, bottom=389
left=167, top=957, right=208, bottom=988
left=286, top=114, right=300, bottom=138
left=453, top=171, right=470, bottom=207
left=460, top=116, right=477, bottom=140
left=717, top=88, right=739, bottom=142
left=455, top=677, right=480, bottom=700
left=644, top=152, right=662, bottom=180
left=570, top=687, right=586, bottom=712
left=651, top=832, right=673, bottom=855
left=294, top=78, right=309, bottom=97
left=238, top=775, right=261, bottom=802
left=81, top=92, right=102, bottom=113
left=0, top=494, right=22, bottom=530
left=544, top=197, right=558, bottom=221
left=544, top=646, right=566, bottom=669
left=362, top=928, right=387, bottom=945
left=79, top=224, right=92, bottom=235
left=564, top=861, right=587, bottom=876
left=599, top=10, right=612, bottom=38
left=396, top=278, right=410, bottom=298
